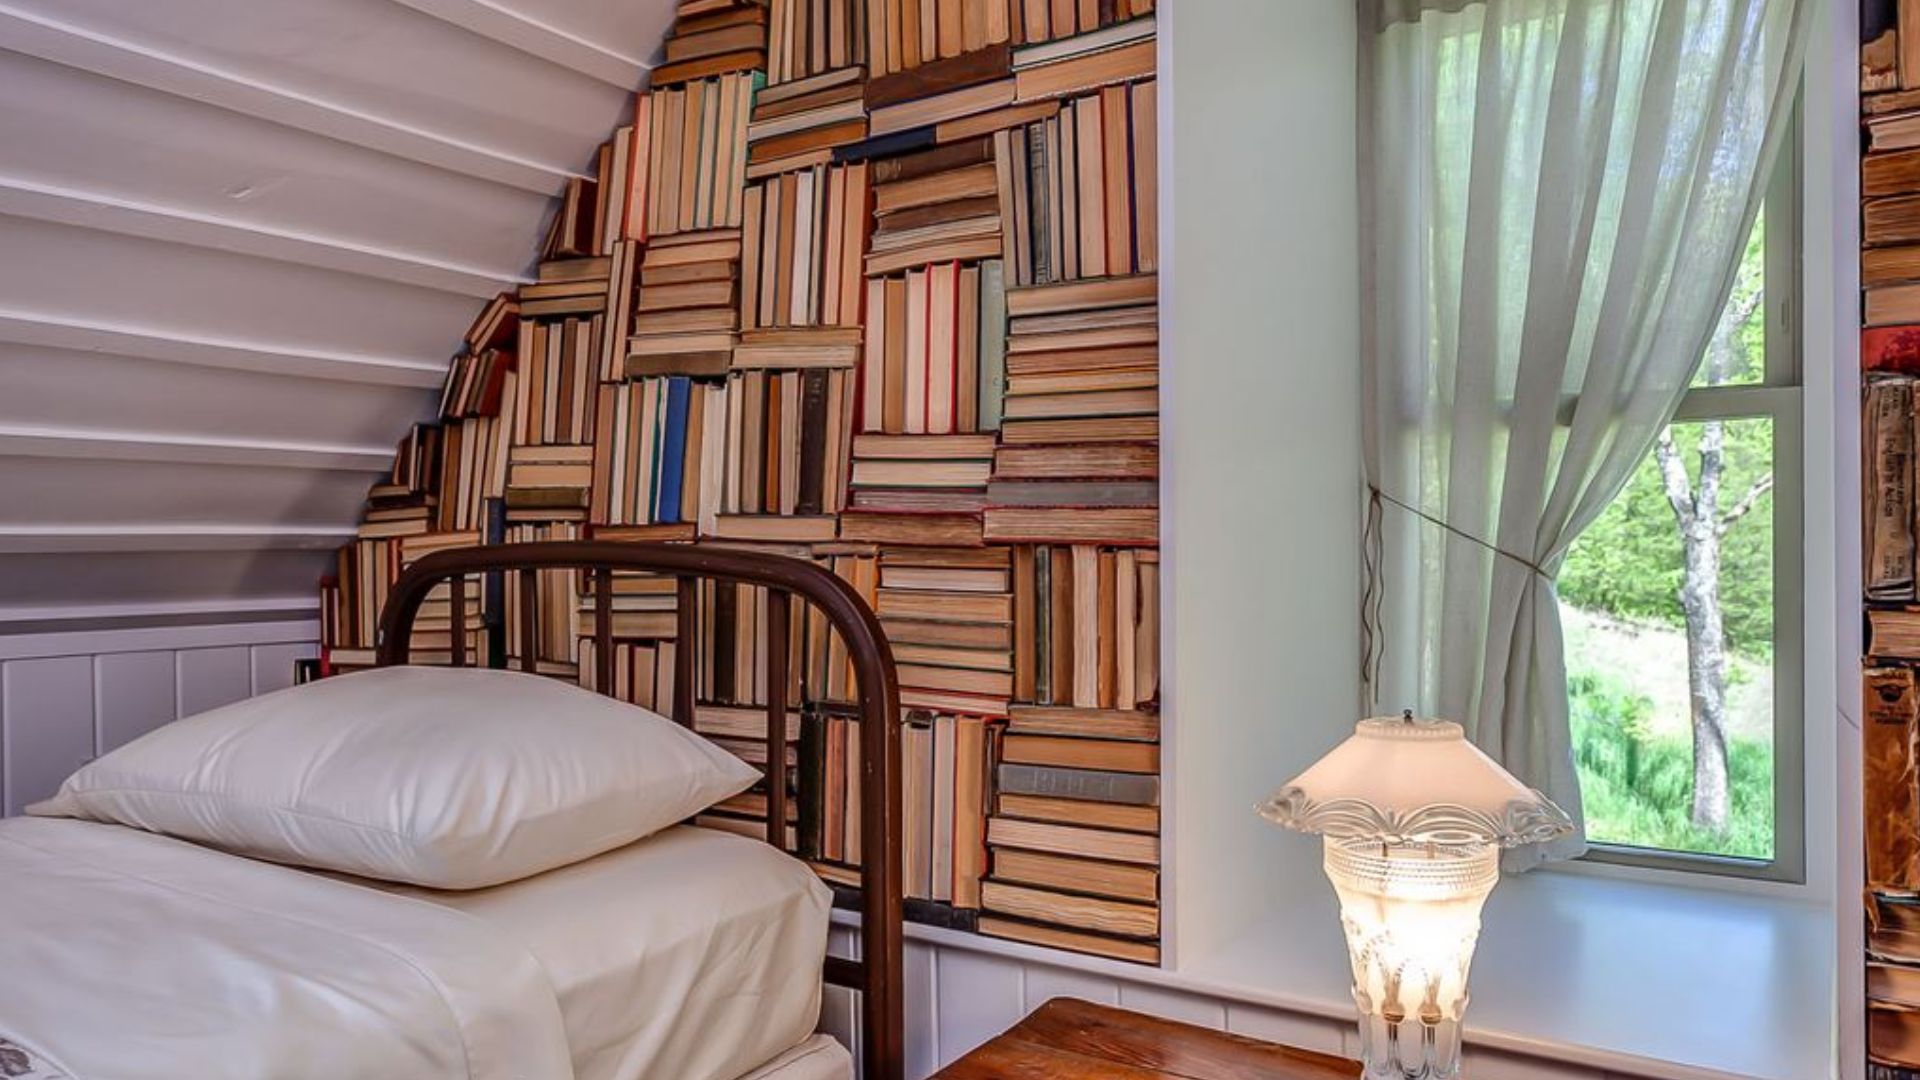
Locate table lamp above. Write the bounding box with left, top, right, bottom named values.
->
left=1258, top=711, right=1573, bottom=1080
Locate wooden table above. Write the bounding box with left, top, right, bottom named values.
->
left=932, top=997, right=1363, bottom=1079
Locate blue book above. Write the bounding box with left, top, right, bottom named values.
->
left=655, top=378, right=690, bottom=523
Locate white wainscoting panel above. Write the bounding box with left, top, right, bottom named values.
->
left=0, top=620, right=317, bottom=814
left=822, top=925, right=1678, bottom=1080
left=1, top=654, right=92, bottom=813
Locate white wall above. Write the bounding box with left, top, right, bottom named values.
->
left=0, top=620, right=317, bottom=814
left=1159, top=0, right=1363, bottom=966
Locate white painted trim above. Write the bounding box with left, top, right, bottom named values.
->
left=0, top=618, right=317, bottom=661
left=0, top=424, right=394, bottom=472
left=0, top=595, right=319, bottom=626
left=0, top=174, right=528, bottom=298
left=0, top=524, right=353, bottom=553
left=386, top=0, right=652, bottom=90
left=0, top=3, right=584, bottom=194
left=0, top=309, right=447, bottom=388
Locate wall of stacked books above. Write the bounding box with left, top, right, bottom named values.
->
left=319, top=0, right=1162, bottom=964
left=1867, top=4, right=1920, bottom=1074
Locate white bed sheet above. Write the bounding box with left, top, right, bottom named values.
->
left=364, top=823, right=833, bottom=1080
left=741, top=1036, right=854, bottom=1080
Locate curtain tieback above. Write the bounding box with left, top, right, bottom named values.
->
left=1366, top=486, right=1554, bottom=579
left=1361, top=486, right=1554, bottom=696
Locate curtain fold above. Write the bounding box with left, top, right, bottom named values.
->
left=1360, top=0, right=1807, bottom=867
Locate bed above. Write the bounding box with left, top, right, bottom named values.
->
left=0, top=541, right=905, bottom=1080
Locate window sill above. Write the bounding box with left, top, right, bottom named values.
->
left=1180, top=867, right=1834, bottom=1080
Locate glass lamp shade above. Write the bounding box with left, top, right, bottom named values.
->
left=1259, top=715, right=1573, bottom=1080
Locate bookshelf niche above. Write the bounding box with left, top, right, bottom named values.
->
left=319, top=0, right=1163, bottom=964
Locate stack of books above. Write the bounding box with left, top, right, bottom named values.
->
left=693, top=574, right=812, bottom=705
left=643, top=73, right=757, bottom=238
left=428, top=417, right=507, bottom=531
left=577, top=570, right=681, bottom=642
left=996, top=77, right=1157, bottom=286
left=715, top=367, right=855, bottom=540
left=696, top=703, right=803, bottom=846
left=875, top=546, right=1014, bottom=714
left=749, top=77, right=870, bottom=172
left=804, top=547, right=880, bottom=702
left=742, top=162, right=871, bottom=327
left=981, top=701, right=1159, bottom=961
left=1010, top=0, right=1154, bottom=47
left=856, top=260, right=1008, bottom=435
left=504, top=445, right=591, bottom=523
left=766, top=0, right=864, bottom=86
left=867, top=142, right=1004, bottom=272
left=502, top=521, right=585, bottom=676
left=510, top=319, right=600, bottom=447
left=1008, top=544, right=1157, bottom=708
left=1009, top=16, right=1153, bottom=103
left=983, top=274, right=1156, bottom=543
left=901, top=712, right=994, bottom=905
left=628, top=230, right=746, bottom=378
left=849, top=433, right=994, bottom=515
left=590, top=377, right=727, bottom=531
left=864, top=0, right=1012, bottom=80
left=653, top=0, right=771, bottom=86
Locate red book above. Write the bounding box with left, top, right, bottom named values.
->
left=1866, top=325, right=1920, bottom=373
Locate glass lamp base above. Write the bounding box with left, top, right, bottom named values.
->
left=1354, top=1010, right=1466, bottom=1079
left=1323, top=837, right=1501, bottom=1080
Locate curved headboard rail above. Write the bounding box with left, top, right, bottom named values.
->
left=374, top=540, right=904, bottom=1080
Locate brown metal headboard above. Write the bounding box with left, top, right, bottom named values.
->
left=374, top=540, right=904, bottom=1080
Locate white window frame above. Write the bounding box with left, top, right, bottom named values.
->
left=1573, top=107, right=1806, bottom=885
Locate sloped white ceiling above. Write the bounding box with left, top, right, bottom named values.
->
left=0, top=0, right=676, bottom=627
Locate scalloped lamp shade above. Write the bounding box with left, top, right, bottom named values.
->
left=1259, top=715, right=1572, bottom=1080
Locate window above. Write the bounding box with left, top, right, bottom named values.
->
left=1556, top=115, right=1803, bottom=881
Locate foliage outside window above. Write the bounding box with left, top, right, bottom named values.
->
left=1557, top=147, right=1803, bottom=877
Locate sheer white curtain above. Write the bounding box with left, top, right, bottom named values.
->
left=1361, top=0, right=1806, bottom=866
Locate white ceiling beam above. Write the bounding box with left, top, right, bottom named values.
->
left=0, top=3, right=586, bottom=194
left=0, top=309, right=448, bottom=389
left=0, top=176, right=528, bottom=299
left=386, top=0, right=651, bottom=90
left=0, top=425, right=395, bottom=472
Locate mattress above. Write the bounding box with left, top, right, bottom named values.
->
left=365, top=823, right=833, bottom=1080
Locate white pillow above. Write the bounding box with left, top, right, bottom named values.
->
left=28, top=665, right=759, bottom=889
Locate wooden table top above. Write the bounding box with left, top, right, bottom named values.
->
left=932, top=997, right=1363, bottom=1079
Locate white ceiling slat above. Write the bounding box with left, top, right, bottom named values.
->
left=0, top=215, right=477, bottom=363
left=9, top=0, right=634, bottom=168
left=0, top=458, right=375, bottom=528
left=0, top=49, right=555, bottom=281
left=386, top=0, right=653, bottom=90
left=0, top=176, right=523, bottom=298
left=0, top=310, right=447, bottom=389
left=0, top=550, right=338, bottom=611
left=0, top=3, right=586, bottom=194
left=0, top=526, right=353, bottom=555
left=0, top=341, right=432, bottom=448
left=476, top=0, right=678, bottom=75
left=0, top=426, right=395, bottom=473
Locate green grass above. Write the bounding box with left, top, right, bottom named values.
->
left=1569, top=672, right=1774, bottom=860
